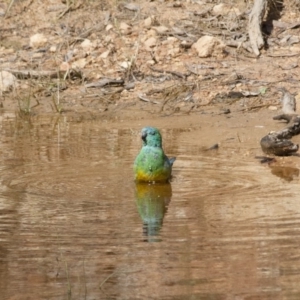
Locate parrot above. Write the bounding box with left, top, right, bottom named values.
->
left=134, top=127, right=175, bottom=183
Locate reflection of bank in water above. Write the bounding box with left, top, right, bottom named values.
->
left=135, top=183, right=172, bottom=242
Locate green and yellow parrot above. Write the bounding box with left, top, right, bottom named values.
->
left=134, top=127, right=176, bottom=183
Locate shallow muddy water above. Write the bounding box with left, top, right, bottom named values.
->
left=0, top=112, right=300, bottom=300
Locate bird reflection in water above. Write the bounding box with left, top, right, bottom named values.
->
left=135, top=183, right=172, bottom=242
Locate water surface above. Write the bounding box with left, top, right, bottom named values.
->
left=0, top=113, right=300, bottom=300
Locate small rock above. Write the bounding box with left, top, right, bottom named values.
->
left=32, top=52, right=44, bottom=59
left=152, top=26, right=169, bottom=34
left=221, top=108, right=231, bottom=114
left=146, top=60, right=156, bottom=65
left=291, top=44, right=300, bottom=51
left=0, top=71, right=17, bottom=93
left=212, top=3, right=241, bottom=16
left=49, top=45, right=57, bottom=52
left=81, top=39, right=93, bottom=50
left=173, top=1, right=182, bottom=8
left=100, top=50, right=110, bottom=59
left=192, top=35, right=225, bottom=58
left=144, top=17, right=153, bottom=28
left=0, top=47, right=16, bottom=57
left=268, top=106, right=278, bottom=111
left=119, top=22, right=131, bottom=35
left=106, top=24, right=113, bottom=31
left=280, top=35, right=292, bottom=44
left=168, top=47, right=180, bottom=57
left=104, top=35, right=112, bottom=43
left=125, top=82, right=135, bottom=90
left=119, top=61, right=131, bottom=69
left=289, top=36, right=300, bottom=45
left=212, top=3, right=227, bottom=15
left=166, top=37, right=178, bottom=43
left=60, top=62, right=70, bottom=71
left=121, top=89, right=129, bottom=96
left=144, top=37, right=157, bottom=51
left=146, top=29, right=157, bottom=38
left=0, top=3, right=7, bottom=16
left=29, top=33, right=48, bottom=48
left=280, top=35, right=300, bottom=45
left=72, top=58, right=88, bottom=69
left=180, top=40, right=193, bottom=49
left=123, top=3, right=140, bottom=11
left=232, top=7, right=242, bottom=16
left=20, top=83, right=30, bottom=90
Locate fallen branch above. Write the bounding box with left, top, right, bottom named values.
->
left=5, top=68, right=82, bottom=79
left=149, top=66, right=190, bottom=79
left=273, top=114, right=298, bottom=123
left=260, top=88, right=300, bottom=156
left=260, top=118, right=300, bottom=156
left=273, top=20, right=300, bottom=31
left=85, top=78, right=124, bottom=88
left=58, top=0, right=83, bottom=19
left=138, top=93, right=160, bottom=104
left=267, top=52, right=300, bottom=57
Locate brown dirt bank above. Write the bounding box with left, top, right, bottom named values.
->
left=0, top=0, right=300, bottom=116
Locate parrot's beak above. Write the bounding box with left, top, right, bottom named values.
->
left=141, top=131, right=147, bottom=143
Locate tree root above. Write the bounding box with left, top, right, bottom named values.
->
left=248, top=0, right=267, bottom=56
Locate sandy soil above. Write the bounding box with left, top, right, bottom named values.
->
left=0, top=0, right=300, bottom=122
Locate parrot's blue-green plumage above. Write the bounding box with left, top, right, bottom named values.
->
left=134, top=127, right=175, bottom=182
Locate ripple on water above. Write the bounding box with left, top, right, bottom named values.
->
left=0, top=120, right=300, bottom=299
